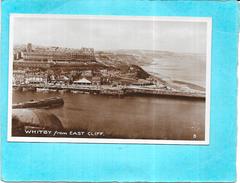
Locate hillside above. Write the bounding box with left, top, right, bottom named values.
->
left=13, top=44, right=205, bottom=90
left=95, top=49, right=205, bottom=66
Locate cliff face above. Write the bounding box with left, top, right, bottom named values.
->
left=94, top=51, right=153, bottom=82
left=125, top=64, right=150, bottom=79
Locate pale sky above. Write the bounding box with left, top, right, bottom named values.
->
left=13, top=16, right=207, bottom=54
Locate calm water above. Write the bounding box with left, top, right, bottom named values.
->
left=142, top=55, right=206, bottom=87
left=13, top=90, right=205, bottom=140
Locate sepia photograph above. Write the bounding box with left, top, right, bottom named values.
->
left=8, top=14, right=211, bottom=144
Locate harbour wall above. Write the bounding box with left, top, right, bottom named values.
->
left=13, top=84, right=205, bottom=99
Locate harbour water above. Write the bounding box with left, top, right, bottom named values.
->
left=13, top=90, right=205, bottom=140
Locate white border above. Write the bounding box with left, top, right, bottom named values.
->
left=7, top=14, right=212, bottom=145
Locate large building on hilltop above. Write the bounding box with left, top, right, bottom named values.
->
left=15, top=43, right=96, bottom=63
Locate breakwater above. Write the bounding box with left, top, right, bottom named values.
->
left=13, top=84, right=205, bottom=99
left=13, top=97, right=64, bottom=109
left=123, top=87, right=205, bottom=99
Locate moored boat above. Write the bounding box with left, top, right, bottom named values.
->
left=22, top=87, right=36, bottom=92
left=36, top=88, right=49, bottom=92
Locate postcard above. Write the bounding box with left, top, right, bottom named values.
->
left=1, top=0, right=238, bottom=182
left=8, top=14, right=211, bottom=144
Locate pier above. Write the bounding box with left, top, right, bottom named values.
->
left=13, top=84, right=205, bottom=99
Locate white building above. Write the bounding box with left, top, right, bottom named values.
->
left=73, top=78, right=91, bottom=85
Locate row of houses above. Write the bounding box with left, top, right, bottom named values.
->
left=13, top=71, right=48, bottom=85
left=13, top=70, right=158, bottom=87
left=14, top=43, right=96, bottom=63
left=12, top=70, right=101, bottom=86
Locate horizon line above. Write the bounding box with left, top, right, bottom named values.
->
left=13, top=43, right=206, bottom=55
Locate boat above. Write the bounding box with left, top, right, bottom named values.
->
left=22, top=87, right=36, bottom=92
left=12, top=97, right=64, bottom=109
left=71, top=90, right=84, bottom=94
left=58, top=89, right=68, bottom=94
left=49, top=89, right=57, bottom=92
left=36, top=88, right=49, bottom=92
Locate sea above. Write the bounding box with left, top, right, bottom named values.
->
left=142, top=54, right=206, bottom=87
